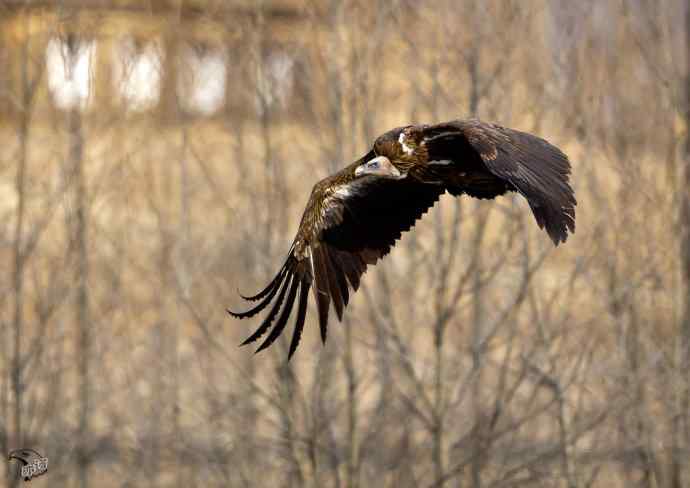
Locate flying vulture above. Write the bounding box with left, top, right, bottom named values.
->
left=229, top=119, right=576, bottom=359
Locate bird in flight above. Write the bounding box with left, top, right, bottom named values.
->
left=229, top=119, right=576, bottom=359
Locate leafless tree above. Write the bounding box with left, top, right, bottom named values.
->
left=1, top=1, right=688, bottom=487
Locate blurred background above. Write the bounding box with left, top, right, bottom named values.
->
left=1, top=0, right=689, bottom=486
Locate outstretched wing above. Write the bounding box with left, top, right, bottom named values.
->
left=423, top=119, right=576, bottom=244
left=228, top=174, right=443, bottom=359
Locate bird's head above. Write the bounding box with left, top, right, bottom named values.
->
left=354, top=156, right=405, bottom=179
left=373, top=126, right=428, bottom=165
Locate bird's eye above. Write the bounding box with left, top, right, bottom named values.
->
left=368, top=160, right=379, bottom=169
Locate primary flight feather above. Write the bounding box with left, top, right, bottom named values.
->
left=228, top=119, right=576, bottom=359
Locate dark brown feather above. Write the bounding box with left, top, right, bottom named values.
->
left=227, top=267, right=288, bottom=319
left=239, top=272, right=293, bottom=345
left=287, top=280, right=311, bottom=360
left=320, top=245, right=344, bottom=320
left=326, top=246, right=350, bottom=309
left=255, top=274, right=300, bottom=353
left=311, top=246, right=331, bottom=343
left=237, top=262, right=288, bottom=301
left=334, top=249, right=363, bottom=291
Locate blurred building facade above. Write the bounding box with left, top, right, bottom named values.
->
left=0, top=0, right=309, bottom=123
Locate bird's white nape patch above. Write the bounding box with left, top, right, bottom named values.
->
left=428, top=159, right=453, bottom=166
left=398, top=132, right=414, bottom=155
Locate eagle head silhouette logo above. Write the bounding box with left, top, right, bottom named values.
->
left=8, top=448, right=48, bottom=481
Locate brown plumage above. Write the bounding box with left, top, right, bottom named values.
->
left=228, top=118, right=576, bottom=359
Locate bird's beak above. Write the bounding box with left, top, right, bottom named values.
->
left=355, top=156, right=403, bottom=178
